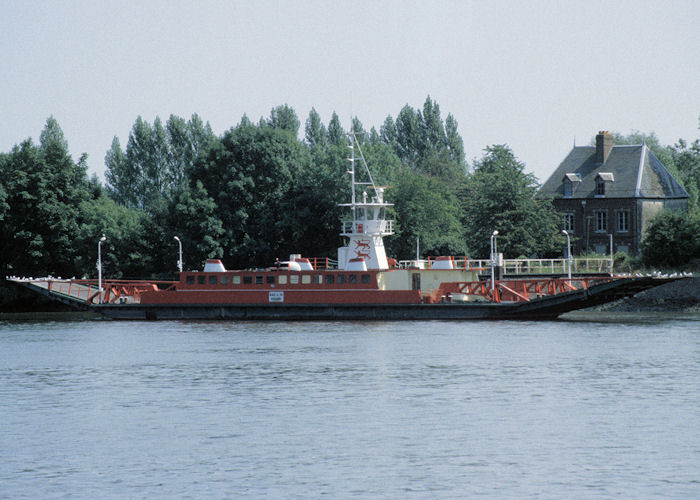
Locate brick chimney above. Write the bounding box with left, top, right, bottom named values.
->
left=596, top=131, right=613, bottom=164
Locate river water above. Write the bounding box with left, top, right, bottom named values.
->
left=1, top=313, right=699, bottom=499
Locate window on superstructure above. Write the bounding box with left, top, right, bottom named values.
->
left=255, top=276, right=263, bottom=284
left=243, top=276, right=252, bottom=284
left=337, top=275, right=346, bottom=284
left=313, top=275, right=323, bottom=284
left=290, top=275, right=299, bottom=284
left=361, top=274, right=371, bottom=284
left=302, top=275, right=311, bottom=284
left=266, top=276, right=275, bottom=284
left=325, top=274, right=335, bottom=285
left=278, top=275, right=287, bottom=285
left=349, top=274, right=358, bottom=284
left=197, top=275, right=206, bottom=285
left=186, top=275, right=195, bottom=284
left=232, top=275, right=241, bottom=285
left=221, top=275, right=230, bottom=285
left=209, top=275, right=218, bottom=285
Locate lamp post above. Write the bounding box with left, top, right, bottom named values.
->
left=562, top=230, right=572, bottom=280
left=490, top=230, right=499, bottom=295
left=97, top=234, right=106, bottom=303
left=609, top=233, right=613, bottom=277
left=174, top=236, right=183, bottom=273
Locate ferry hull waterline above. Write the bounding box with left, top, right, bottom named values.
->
left=6, top=131, right=685, bottom=321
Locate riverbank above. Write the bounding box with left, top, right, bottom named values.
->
left=593, top=276, right=700, bottom=312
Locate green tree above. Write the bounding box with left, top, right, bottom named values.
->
left=0, top=118, right=90, bottom=277
left=389, top=170, right=466, bottom=259
left=668, top=137, right=700, bottom=209
left=304, top=108, right=327, bottom=150
left=268, top=104, right=300, bottom=136
left=642, top=210, right=700, bottom=268
left=460, top=145, right=564, bottom=258
left=191, top=120, right=311, bottom=266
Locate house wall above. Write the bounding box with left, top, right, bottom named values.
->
left=554, top=198, right=639, bottom=255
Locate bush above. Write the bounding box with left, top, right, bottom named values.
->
left=642, top=210, right=700, bottom=268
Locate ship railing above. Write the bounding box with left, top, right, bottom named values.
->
left=397, top=257, right=612, bottom=275
left=340, top=220, right=394, bottom=235
left=45, top=278, right=177, bottom=304
left=440, top=277, right=613, bottom=303
left=308, top=257, right=338, bottom=270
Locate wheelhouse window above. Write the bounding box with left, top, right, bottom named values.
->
left=617, top=209, right=630, bottom=232
left=594, top=210, right=608, bottom=233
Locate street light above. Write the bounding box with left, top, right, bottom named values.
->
left=97, top=234, right=106, bottom=303
left=490, top=230, right=499, bottom=295
left=174, top=236, right=183, bottom=273
left=562, top=230, right=572, bottom=280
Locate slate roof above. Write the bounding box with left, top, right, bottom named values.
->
left=538, top=144, right=689, bottom=199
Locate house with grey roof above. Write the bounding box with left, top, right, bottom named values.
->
left=538, top=131, right=689, bottom=255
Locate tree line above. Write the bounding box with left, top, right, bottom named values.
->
left=1, top=98, right=699, bottom=295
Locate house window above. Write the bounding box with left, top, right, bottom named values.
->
left=596, top=179, right=605, bottom=196
left=564, top=212, right=575, bottom=232
left=594, top=210, right=607, bottom=232
left=617, top=210, right=630, bottom=232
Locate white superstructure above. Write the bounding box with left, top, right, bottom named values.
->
left=337, top=131, right=394, bottom=270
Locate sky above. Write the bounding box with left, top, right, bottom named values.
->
left=2, top=0, right=699, bottom=184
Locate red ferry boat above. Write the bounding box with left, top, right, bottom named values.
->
left=8, top=133, right=679, bottom=320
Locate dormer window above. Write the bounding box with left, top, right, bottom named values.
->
left=563, top=173, right=581, bottom=197
left=595, top=172, right=614, bottom=197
